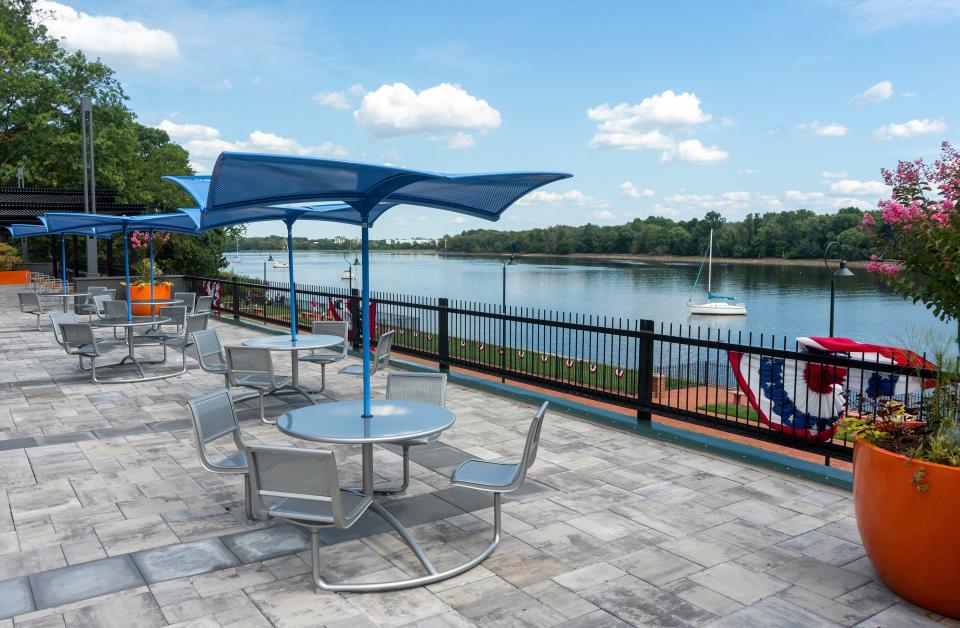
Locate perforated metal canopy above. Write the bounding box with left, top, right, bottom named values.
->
left=163, top=153, right=571, bottom=224
left=42, top=211, right=202, bottom=235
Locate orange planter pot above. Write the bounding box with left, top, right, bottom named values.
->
left=129, top=284, right=171, bottom=315
left=854, top=437, right=960, bottom=618
left=0, top=270, right=30, bottom=285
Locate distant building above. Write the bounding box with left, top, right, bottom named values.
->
left=333, top=235, right=346, bottom=244
left=384, top=237, right=438, bottom=246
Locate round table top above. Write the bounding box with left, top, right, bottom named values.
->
left=41, top=292, right=90, bottom=299
left=242, top=335, right=343, bottom=351
left=90, top=315, right=172, bottom=328
left=128, top=299, right=184, bottom=306
left=277, top=399, right=455, bottom=444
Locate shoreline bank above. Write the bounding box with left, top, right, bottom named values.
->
left=437, top=251, right=872, bottom=268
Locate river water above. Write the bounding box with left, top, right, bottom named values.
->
left=228, top=251, right=956, bottom=352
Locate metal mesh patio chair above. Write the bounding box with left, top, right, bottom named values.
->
left=137, top=306, right=187, bottom=344
left=49, top=312, right=77, bottom=347
left=159, top=313, right=209, bottom=375
left=187, top=389, right=253, bottom=519
left=101, top=300, right=128, bottom=338
left=75, top=287, right=115, bottom=319
left=192, top=329, right=229, bottom=385
left=174, top=292, right=197, bottom=313
left=18, top=291, right=53, bottom=331
left=448, top=402, right=548, bottom=562
left=297, top=321, right=348, bottom=392
left=378, top=372, right=447, bottom=494
left=339, top=330, right=394, bottom=376
left=225, top=346, right=292, bottom=425
left=246, top=444, right=372, bottom=588
left=195, top=295, right=214, bottom=314
left=60, top=322, right=121, bottom=382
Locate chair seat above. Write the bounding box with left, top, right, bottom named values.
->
left=267, top=492, right=370, bottom=526
left=213, top=450, right=247, bottom=471
left=451, top=460, right=521, bottom=491
left=339, top=363, right=370, bottom=375
left=298, top=352, right=345, bottom=365
left=234, top=374, right=293, bottom=390
left=394, top=433, right=441, bottom=447
left=203, top=362, right=228, bottom=374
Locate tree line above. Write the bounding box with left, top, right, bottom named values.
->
left=236, top=236, right=437, bottom=252
left=443, top=208, right=875, bottom=259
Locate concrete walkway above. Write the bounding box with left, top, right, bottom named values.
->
left=0, top=285, right=951, bottom=627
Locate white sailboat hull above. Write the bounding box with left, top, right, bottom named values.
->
left=273, top=261, right=289, bottom=269
left=687, top=301, right=747, bottom=316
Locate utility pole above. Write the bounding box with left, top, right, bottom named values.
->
left=80, top=96, right=99, bottom=276
left=16, top=166, right=28, bottom=261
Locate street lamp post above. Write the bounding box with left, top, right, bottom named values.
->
left=346, top=253, right=360, bottom=293
left=500, top=254, right=515, bottom=382
left=824, top=241, right=855, bottom=337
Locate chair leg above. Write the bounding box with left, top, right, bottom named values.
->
left=310, top=529, right=322, bottom=594
left=319, top=363, right=326, bottom=393
left=259, top=392, right=275, bottom=425
left=374, top=445, right=411, bottom=495
left=242, top=474, right=254, bottom=520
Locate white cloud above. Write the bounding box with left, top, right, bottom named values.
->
left=446, top=132, right=475, bottom=150
left=721, top=191, right=751, bottom=202
left=516, top=190, right=608, bottom=208
left=873, top=117, right=947, bottom=140
left=784, top=189, right=872, bottom=210
left=785, top=190, right=826, bottom=202
left=799, top=120, right=848, bottom=137
left=354, top=82, right=501, bottom=149
left=855, top=80, right=893, bottom=104
left=313, top=91, right=351, bottom=110
left=620, top=182, right=655, bottom=198
left=348, top=83, right=366, bottom=97
left=591, top=210, right=617, bottom=221
left=828, top=179, right=888, bottom=196
left=157, top=120, right=348, bottom=162
left=656, top=191, right=759, bottom=217
left=821, top=170, right=848, bottom=179
left=588, top=129, right=674, bottom=151
left=156, top=120, right=220, bottom=140
left=587, top=90, right=712, bottom=151
left=660, top=139, right=729, bottom=164
left=34, top=1, right=178, bottom=69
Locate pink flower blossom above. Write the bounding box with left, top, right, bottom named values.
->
left=861, top=213, right=876, bottom=228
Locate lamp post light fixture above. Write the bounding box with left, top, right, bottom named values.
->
left=824, top=241, right=855, bottom=337
left=346, top=253, right=360, bottom=293
left=500, top=254, right=516, bottom=382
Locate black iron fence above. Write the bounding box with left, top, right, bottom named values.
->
left=185, top=275, right=949, bottom=463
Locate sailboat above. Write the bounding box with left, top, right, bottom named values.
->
left=687, top=229, right=747, bottom=316
left=231, top=236, right=242, bottom=263
left=272, top=239, right=289, bottom=269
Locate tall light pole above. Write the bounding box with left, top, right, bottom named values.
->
left=824, top=241, right=854, bottom=337
left=500, top=254, right=515, bottom=382
left=346, top=253, right=359, bottom=293
left=80, top=96, right=98, bottom=277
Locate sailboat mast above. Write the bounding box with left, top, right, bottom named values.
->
left=707, top=229, right=713, bottom=294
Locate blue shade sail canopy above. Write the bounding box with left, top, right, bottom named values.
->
left=164, top=153, right=572, bottom=224
left=6, top=224, right=51, bottom=238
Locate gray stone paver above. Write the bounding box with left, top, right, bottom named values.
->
left=0, top=285, right=945, bottom=626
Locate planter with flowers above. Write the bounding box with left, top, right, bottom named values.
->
left=846, top=141, right=960, bottom=618
left=0, top=242, right=29, bottom=284
left=120, top=231, right=172, bottom=315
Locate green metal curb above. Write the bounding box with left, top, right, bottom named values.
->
left=215, top=315, right=853, bottom=490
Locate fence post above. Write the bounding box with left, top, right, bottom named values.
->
left=349, top=288, right=361, bottom=349
left=637, top=319, right=655, bottom=423
left=231, top=280, right=240, bottom=321
left=438, top=297, right=450, bottom=372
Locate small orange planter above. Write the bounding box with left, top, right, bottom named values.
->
left=854, top=437, right=960, bottom=618
left=0, top=270, right=30, bottom=285
left=129, top=283, right=172, bottom=315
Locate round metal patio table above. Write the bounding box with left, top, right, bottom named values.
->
left=241, top=334, right=342, bottom=400
left=41, top=292, right=90, bottom=313
left=276, top=399, right=456, bottom=590
left=90, top=315, right=172, bottom=381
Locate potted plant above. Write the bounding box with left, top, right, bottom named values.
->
left=0, top=242, right=29, bottom=284
left=120, top=231, right=172, bottom=314
left=847, top=141, right=960, bottom=618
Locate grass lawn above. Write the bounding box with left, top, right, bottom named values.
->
left=697, top=402, right=760, bottom=422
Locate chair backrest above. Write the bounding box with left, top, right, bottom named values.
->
left=372, top=330, right=395, bottom=373
left=192, top=329, right=226, bottom=371
left=174, top=292, right=197, bottom=311
left=195, top=295, right=214, bottom=313
left=186, top=389, right=245, bottom=471
left=225, top=346, right=276, bottom=385
left=104, top=300, right=128, bottom=318
left=90, top=294, right=111, bottom=314
left=386, top=372, right=446, bottom=406
left=158, top=306, right=187, bottom=327
left=18, top=291, right=40, bottom=310
left=246, top=445, right=349, bottom=526
left=60, top=323, right=99, bottom=356
left=88, top=286, right=108, bottom=294
left=50, top=312, right=78, bottom=346
left=310, top=321, right=348, bottom=343
left=518, top=402, right=549, bottom=480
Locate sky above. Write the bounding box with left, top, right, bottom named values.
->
left=32, top=0, right=960, bottom=239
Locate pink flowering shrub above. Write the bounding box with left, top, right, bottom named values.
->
left=861, top=142, right=960, bottom=321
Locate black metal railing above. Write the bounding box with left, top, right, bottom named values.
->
left=185, top=275, right=950, bottom=463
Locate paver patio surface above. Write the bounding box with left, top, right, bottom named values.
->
left=0, top=285, right=952, bottom=627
